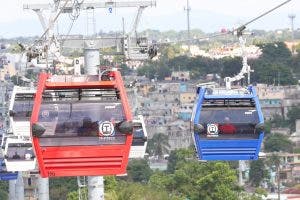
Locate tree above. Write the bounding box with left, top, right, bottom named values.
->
left=10, top=75, right=25, bottom=86
left=249, top=159, right=269, bottom=187
left=0, top=182, right=8, bottom=200
left=115, top=181, right=173, bottom=200
left=104, top=176, right=118, bottom=191
left=67, top=188, right=87, bottom=200
left=269, top=114, right=289, bottom=128
left=238, top=188, right=268, bottom=200
left=266, top=153, right=282, bottom=200
left=147, top=133, right=170, bottom=159
left=221, top=57, right=242, bottom=78
left=291, top=54, right=300, bottom=80
left=250, top=42, right=296, bottom=85
left=287, top=106, right=300, bottom=132
left=119, top=63, right=132, bottom=76
left=8, top=43, right=24, bottom=53
left=195, top=162, right=239, bottom=200
left=264, top=133, right=293, bottom=153
left=50, top=177, right=77, bottom=200
left=167, top=148, right=195, bottom=173
left=150, top=161, right=240, bottom=200
left=126, top=159, right=152, bottom=183
left=137, top=63, right=156, bottom=79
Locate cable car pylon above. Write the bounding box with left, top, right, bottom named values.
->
left=85, top=40, right=104, bottom=200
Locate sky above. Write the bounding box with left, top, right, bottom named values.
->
left=0, top=0, right=299, bottom=38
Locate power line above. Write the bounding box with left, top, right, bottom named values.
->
left=160, top=0, right=292, bottom=46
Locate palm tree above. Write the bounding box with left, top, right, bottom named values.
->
left=147, top=133, right=170, bottom=160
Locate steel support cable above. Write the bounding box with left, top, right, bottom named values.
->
left=28, top=0, right=71, bottom=49
left=61, top=0, right=85, bottom=45
left=159, top=0, right=292, bottom=46
left=39, top=0, right=71, bottom=40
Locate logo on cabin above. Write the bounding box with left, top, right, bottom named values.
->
left=207, top=123, right=219, bottom=137
left=99, top=121, right=115, bottom=136
left=41, top=110, right=49, bottom=118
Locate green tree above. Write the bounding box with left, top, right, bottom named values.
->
left=137, top=63, right=156, bottom=79
left=251, top=42, right=296, bottom=85
left=50, top=177, right=77, bottom=200
left=270, top=114, right=289, bottom=128
left=196, top=162, right=239, bottom=200
left=8, top=43, right=24, bottom=53
left=162, top=45, right=185, bottom=60
left=105, top=176, right=118, bottom=191
left=291, top=54, right=300, bottom=80
left=115, top=182, right=172, bottom=200
left=67, top=188, right=87, bottom=200
left=238, top=188, right=268, bottom=200
left=10, top=75, right=25, bottom=86
left=0, top=182, right=8, bottom=200
left=264, top=133, right=293, bottom=153
left=147, top=133, right=170, bottom=159
left=249, top=159, right=269, bottom=187
left=150, top=161, right=239, bottom=200
left=221, top=57, right=242, bottom=78
left=126, top=159, right=152, bottom=183
left=167, top=148, right=195, bottom=173
left=287, top=106, right=300, bottom=132
left=105, top=190, right=118, bottom=200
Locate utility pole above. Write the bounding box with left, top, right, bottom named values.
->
left=238, top=161, right=244, bottom=186
left=277, top=164, right=281, bottom=200
left=15, top=173, right=24, bottom=200
left=9, top=180, right=16, bottom=200
left=37, top=175, right=49, bottom=200
left=288, top=14, right=296, bottom=53
left=184, top=0, right=191, bottom=54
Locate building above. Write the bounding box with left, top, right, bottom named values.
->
left=179, top=92, right=196, bottom=104
left=256, top=84, right=300, bottom=120
left=290, top=120, right=300, bottom=146
left=170, top=71, right=190, bottom=81
left=0, top=63, right=16, bottom=81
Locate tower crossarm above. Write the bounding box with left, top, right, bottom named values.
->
left=23, top=1, right=156, bottom=11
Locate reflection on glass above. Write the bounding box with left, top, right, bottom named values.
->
left=12, top=101, right=33, bottom=121
left=132, top=128, right=146, bottom=146
left=199, top=108, right=259, bottom=136
left=39, top=102, right=125, bottom=136
left=6, top=143, right=34, bottom=161
left=38, top=101, right=127, bottom=146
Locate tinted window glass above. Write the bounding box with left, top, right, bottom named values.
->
left=132, top=128, right=146, bottom=146
left=6, top=143, right=34, bottom=161
left=12, top=93, right=34, bottom=121
left=199, top=108, right=259, bottom=124
left=38, top=101, right=126, bottom=137
left=198, top=107, right=260, bottom=138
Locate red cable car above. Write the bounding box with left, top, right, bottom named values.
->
left=31, top=70, right=133, bottom=177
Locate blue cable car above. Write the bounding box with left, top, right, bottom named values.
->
left=191, top=86, right=264, bottom=161
left=0, top=171, right=18, bottom=181
left=0, top=160, right=18, bottom=181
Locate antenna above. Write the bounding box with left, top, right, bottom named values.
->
left=288, top=14, right=296, bottom=52
left=184, top=0, right=191, bottom=54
